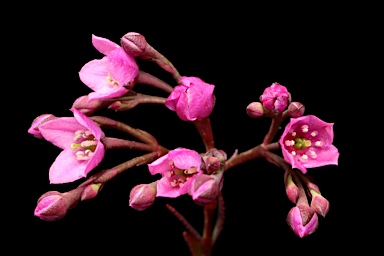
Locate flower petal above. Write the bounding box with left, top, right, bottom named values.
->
left=39, top=117, right=84, bottom=149
left=79, top=58, right=110, bottom=92
left=169, top=148, right=202, bottom=170
left=92, top=34, right=120, bottom=56
left=107, top=47, right=139, bottom=86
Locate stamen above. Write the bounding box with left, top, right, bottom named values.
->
left=291, top=131, right=296, bottom=136
left=170, top=179, right=178, bottom=187
left=309, top=151, right=317, bottom=158
left=315, top=141, right=323, bottom=147
left=184, top=166, right=198, bottom=175
left=166, top=171, right=174, bottom=177
left=285, top=140, right=295, bottom=146
left=291, top=151, right=296, bottom=156
left=311, top=131, right=318, bottom=137
left=304, top=140, right=312, bottom=147
left=301, top=154, right=308, bottom=160
left=71, top=143, right=81, bottom=149
left=301, top=125, right=309, bottom=133
left=81, top=140, right=97, bottom=147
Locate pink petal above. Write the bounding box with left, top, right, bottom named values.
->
left=71, top=108, right=104, bottom=139
left=49, top=149, right=88, bottom=184
left=156, top=177, right=181, bottom=198
left=107, top=48, right=139, bottom=86
left=92, top=34, right=120, bottom=56
left=79, top=58, right=110, bottom=92
left=168, top=148, right=202, bottom=170
left=39, top=117, right=84, bottom=149
left=148, top=154, right=170, bottom=175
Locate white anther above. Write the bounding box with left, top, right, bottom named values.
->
left=311, top=131, right=318, bottom=137
left=170, top=179, right=178, bottom=187
left=309, top=151, right=317, bottom=159
left=301, top=154, right=308, bottom=160
left=285, top=140, right=295, bottom=146
left=291, top=151, right=296, bottom=156
left=81, top=140, right=97, bottom=147
left=301, top=125, right=309, bottom=133
left=315, top=141, right=323, bottom=147
left=291, top=132, right=296, bottom=136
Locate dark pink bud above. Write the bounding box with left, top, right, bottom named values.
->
left=201, top=148, right=227, bottom=174
left=81, top=183, right=103, bottom=201
left=121, top=32, right=148, bottom=57
left=286, top=205, right=319, bottom=238
left=34, top=191, right=68, bottom=221
left=309, top=189, right=330, bottom=217
left=129, top=182, right=157, bottom=211
left=246, top=102, right=265, bottom=118
left=284, top=171, right=299, bottom=204
left=72, top=95, right=111, bottom=115
left=260, top=82, right=291, bottom=113
left=286, top=102, right=305, bottom=118
left=28, top=114, right=57, bottom=139
left=189, top=174, right=219, bottom=205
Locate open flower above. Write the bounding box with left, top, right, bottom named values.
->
left=279, top=115, right=339, bottom=174
left=38, top=108, right=105, bottom=184
left=260, top=82, right=291, bottom=113
left=79, top=34, right=139, bottom=102
left=165, top=76, right=215, bottom=121
left=148, top=148, right=203, bottom=198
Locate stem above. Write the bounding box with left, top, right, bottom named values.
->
left=212, top=192, right=225, bottom=245
left=136, top=70, right=174, bottom=93
left=166, top=204, right=202, bottom=240
left=262, top=116, right=284, bottom=146
left=201, top=200, right=217, bottom=256
left=116, top=93, right=167, bottom=104
left=101, top=137, right=158, bottom=152
left=193, top=117, right=215, bottom=151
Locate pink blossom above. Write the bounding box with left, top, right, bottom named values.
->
left=148, top=148, right=203, bottom=198
left=79, top=35, right=139, bottom=102
left=38, top=108, right=105, bottom=184
left=279, top=115, right=339, bottom=174
left=260, top=82, right=290, bottom=113
left=129, top=182, right=157, bottom=211
left=165, top=76, right=215, bottom=121
left=28, top=114, right=57, bottom=139
left=286, top=205, right=319, bottom=238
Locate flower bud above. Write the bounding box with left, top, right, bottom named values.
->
left=34, top=191, right=68, bottom=221
left=286, top=101, right=305, bottom=118
left=129, top=182, right=157, bottom=211
left=72, top=95, right=111, bottom=115
left=189, top=170, right=224, bottom=205
left=121, top=32, right=148, bottom=57
left=284, top=171, right=299, bottom=204
left=246, top=102, right=265, bottom=118
left=201, top=148, right=227, bottom=174
left=309, top=188, right=330, bottom=217
left=260, top=82, right=291, bottom=113
left=28, top=114, right=57, bottom=139
left=286, top=205, right=319, bottom=238
left=81, top=183, right=103, bottom=201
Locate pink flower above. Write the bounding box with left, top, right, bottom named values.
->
left=286, top=205, right=319, bottom=238
left=260, top=82, right=291, bottom=113
left=28, top=114, right=57, bottom=139
left=34, top=191, right=68, bottom=221
left=79, top=35, right=139, bottom=102
left=165, top=76, right=215, bottom=121
left=148, top=148, right=203, bottom=198
left=38, top=108, right=105, bottom=184
left=279, top=115, right=339, bottom=174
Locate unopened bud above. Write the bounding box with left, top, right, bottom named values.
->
left=260, top=82, right=291, bottom=113
left=129, top=182, right=157, bottom=211
left=286, top=205, right=319, bottom=238
left=246, top=102, right=265, bottom=118
left=286, top=102, right=305, bottom=118
left=72, top=95, right=112, bottom=115
left=309, top=188, right=330, bottom=217
left=28, top=114, right=57, bottom=139
left=189, top=170, right=224, bottom=206
left=81, top=183, right=103, bottom=201
left=284, top=171, right=299, bottom=204
left=121, top=32, right=148, bottom=57
left=34, top=191, right=68, bottom=222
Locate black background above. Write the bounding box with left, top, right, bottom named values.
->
left=15, top=4, right=374, bottom=255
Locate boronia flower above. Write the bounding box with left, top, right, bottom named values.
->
left=279, top=115, right=339, bottom=174
left=79, top=34, right=139, bottom=102
left=148, top=148, right=203, bottom=198
left=165, top=76, right=215, bottom=121
left=286, top=205, right=319, bottom=238
left=38, top=108, right=105, bottom=184
left=260, top=82, right=291, bottom=113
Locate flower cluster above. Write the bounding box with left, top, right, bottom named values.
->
left=29, top=32, right=339, bottom=255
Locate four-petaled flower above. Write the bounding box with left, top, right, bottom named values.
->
left=148, top=148, right=203, bottom=198
left=38, top=108, right=105, bottom=184
left=165, top=76, right=215, bottom=121
left=260, top=82, right=291, bottom=113
left=279, top=115, right=339, bottom=174
left=79, top=34, right=139, bottom=102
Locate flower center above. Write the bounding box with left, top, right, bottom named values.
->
left=167, top=161, right=198, bottom=188
left=106, top=73, right=120, bottom=90
left=71, top=130, right=98, bottom=160
left=284, top=124, right=323, bottom=163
